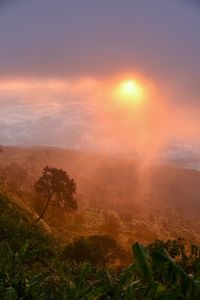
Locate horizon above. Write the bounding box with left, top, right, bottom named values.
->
left=0, top=0, right=200, bottom=163
left=2, top=3, right=200, bottom=297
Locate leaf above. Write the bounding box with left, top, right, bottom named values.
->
left=0, top=241, right=14, bottom=263
left=152, top=249, right=194, bottom=296
left=79, top=281, right=106, bottom=299
left=5, top=287, right=18, bottom=300
left=132, top=242, right=153, bottom=283
left=190, top=280, right=200, bottom=300
left=113, top=264, right=136, bottom=296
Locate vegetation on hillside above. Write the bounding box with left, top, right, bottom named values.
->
left=1, top=147, right=200, bottom=247
left=1, top=191, right=200, bottom=299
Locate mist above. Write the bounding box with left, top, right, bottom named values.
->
left=1, top=2, right=200, bottom=297
left=0, top=0, right=199, bottom=166
left=0, top=76, right=199, bottom=168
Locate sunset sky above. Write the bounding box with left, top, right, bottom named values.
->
left=0, top=0, right=200, bottom=161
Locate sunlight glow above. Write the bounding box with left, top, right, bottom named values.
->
left=119, top=80, right=144, bottom=101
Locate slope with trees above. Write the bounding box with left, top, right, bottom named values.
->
left=2, top=190, right=200, bottom=299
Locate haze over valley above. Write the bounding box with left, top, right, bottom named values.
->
left=1, top=1, right=200, bottom=299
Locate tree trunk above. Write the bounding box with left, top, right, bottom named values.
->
left=36, top=195, right=51, bottom=222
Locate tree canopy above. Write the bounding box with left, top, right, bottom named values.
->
left=34, top=166, right=77, bottom=221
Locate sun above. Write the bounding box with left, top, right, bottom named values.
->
left=119, top=80, right=143, bottom=100
left=110, top=77, right=147, bottom=105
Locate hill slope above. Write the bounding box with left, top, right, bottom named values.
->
left=2, top=190, right=200, bottom=299
left=1, top=146, right=200, bottom=246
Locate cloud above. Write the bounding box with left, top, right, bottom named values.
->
left=0, top=78, right=100, bottom=148
left=0, top=0, right=199, bottom=161
left=0, top=76, right=199, bottom=163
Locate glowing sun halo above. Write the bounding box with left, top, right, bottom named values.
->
left=119, top=80, right=143, bottom=101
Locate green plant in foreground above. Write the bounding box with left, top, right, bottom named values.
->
left=1, top=191, right=200, bottom=299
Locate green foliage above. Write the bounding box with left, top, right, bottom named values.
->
left=131, top=241, right=200, bottom=299
left=2, top=191, right=200, bottom=299
left=132, top=242, right=153, bottom=283
left=148, top=239, right=200, bottom=278
left=62, top=235, right=125, bottom=266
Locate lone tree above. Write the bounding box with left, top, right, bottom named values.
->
left=34, top=166, right=77, bottom=221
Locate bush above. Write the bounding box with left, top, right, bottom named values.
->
left=62, top=234, right=125, bottom=266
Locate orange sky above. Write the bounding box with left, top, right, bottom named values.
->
left=0, top=75, right=199, bottom=164
left=0, top=1, right=200, bottom=163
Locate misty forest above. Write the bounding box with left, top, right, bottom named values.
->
left=1, top=0, right=200, bottom=299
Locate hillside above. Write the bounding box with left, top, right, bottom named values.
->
left=2, top=189, right=200, bottom=299
left=0, top=146, right=200, bottom=247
